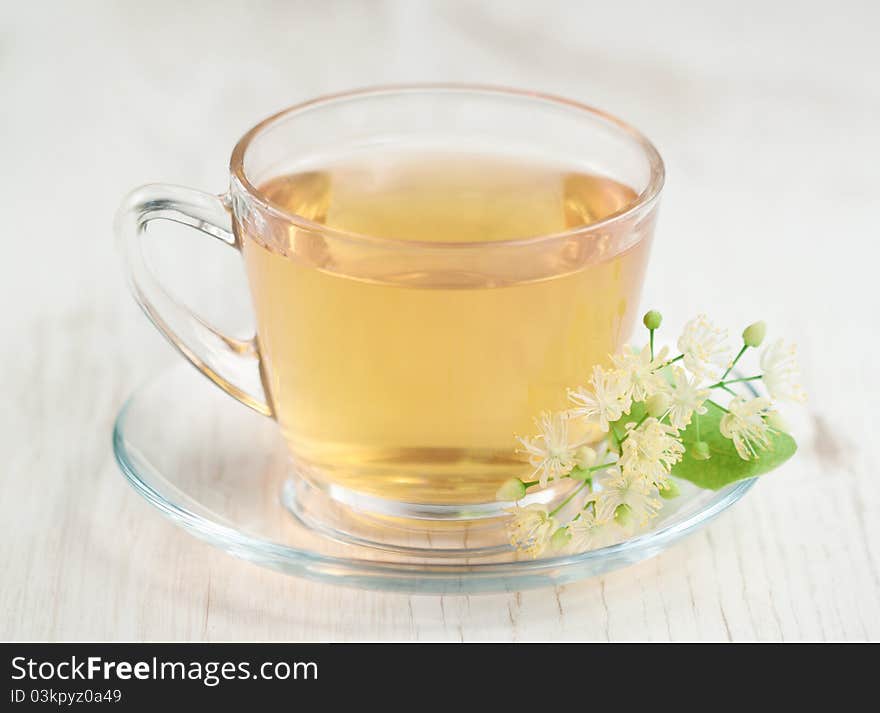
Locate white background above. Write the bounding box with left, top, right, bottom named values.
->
left=2, top=0, right=877, bottom=641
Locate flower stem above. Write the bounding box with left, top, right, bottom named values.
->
left=549, top=480, right=589, bottom=517
left=707, top=398, right=730, bottom=413
left=708, top=374, right=762, bottom=389
left=725, top=375, right=762, bottom=385
left=618, top=412, right=649, bottom=445
left=720, top=344, right=748, bottom=381
left=649, top=329, right=655, bottom=361
left=610, top=424, right=624, bottom=452
left=525, top=460, right=618, bottom=490
left=658, top=354, right=684, bottom=369
left=581, top=462, right=617, bottom=474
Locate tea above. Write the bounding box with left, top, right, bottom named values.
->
left=240, top=152, right=650, bottom=504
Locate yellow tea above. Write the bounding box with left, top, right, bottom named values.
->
left=240, top=152, right=650, bottom=504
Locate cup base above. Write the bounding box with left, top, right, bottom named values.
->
left=281, top=468, right=576, bottom=556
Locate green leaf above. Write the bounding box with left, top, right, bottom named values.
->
left=607, top=399, right=798, bottom=491
left=671, top=401, right=797, bottom=490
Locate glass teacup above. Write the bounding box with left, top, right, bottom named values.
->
left=117, top=85, right=664, bottom=537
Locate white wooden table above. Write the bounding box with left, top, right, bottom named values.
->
left=3, top=0, right=877, bottom=641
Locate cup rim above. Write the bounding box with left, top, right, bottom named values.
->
left=229, top=84, right=665, bottom=248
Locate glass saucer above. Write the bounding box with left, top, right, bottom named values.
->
left=112, top=363, right=756, bottom=594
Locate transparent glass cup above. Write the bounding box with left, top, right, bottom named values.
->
left=116, top=85, right=664, bottom=534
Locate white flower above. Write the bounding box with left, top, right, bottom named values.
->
left=506, top=504, right=556, bottom=558
left=516, top=411, right=578, bottom=487
left=567, top=509, right=614, bottom=552
left=592, top=470, right=663, bottom=528
left=677, top=315, right=731, bottom=379
left=666, top=366, right=710, bottom=429
left=568, top=365, right=631, bottom=432
left=618, top=417, right=685, bottom=491
left=610, top=344, right=670, bottom=402
left=760, top=339, right=806, bottom=403
left=719, top=396, right=773, bottom=460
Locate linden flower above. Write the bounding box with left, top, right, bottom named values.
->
left=611, top=344, right=670, bottom=402
left=720, top=396, right=773, bottom=460
left=677, top=315, right=731, bottom=380
left=619, top=417, right=685, bottom=491
left=593, top=470, right=663, bottom=529
left=761, top=339, right=807, bottom=403
left=506, top=504, right=556, bottom=558
left=516, top=411, right=578, bottom=487
left=567, top=509, right=614, bottom=552
left=568, top=365, right=630, bottom=432
left=666, top=366, right=710, bottom=429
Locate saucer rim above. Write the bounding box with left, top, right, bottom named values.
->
left=112, top=364, right=757, bottom=589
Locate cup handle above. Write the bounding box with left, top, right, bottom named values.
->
left=115, top=184, right=273, bottom=417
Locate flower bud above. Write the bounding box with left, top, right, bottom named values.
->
left=614, top=503, right=633, bottom=527
left=766, top=410, right=788, bottom=432
left=742, top=321, right=767, bottom=348
left=575, top=445, right=598, bottom=469
left=496, top=478, right=526, bottom=501
left=550, top=527, right=571, bottom=551
left=645, top=392, right=671, bottom=418
left=643, top=310, right=663, bottom=330
left=691, top=440, right=711, bottom=461
left=659, top=480, right=680, bottom=500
